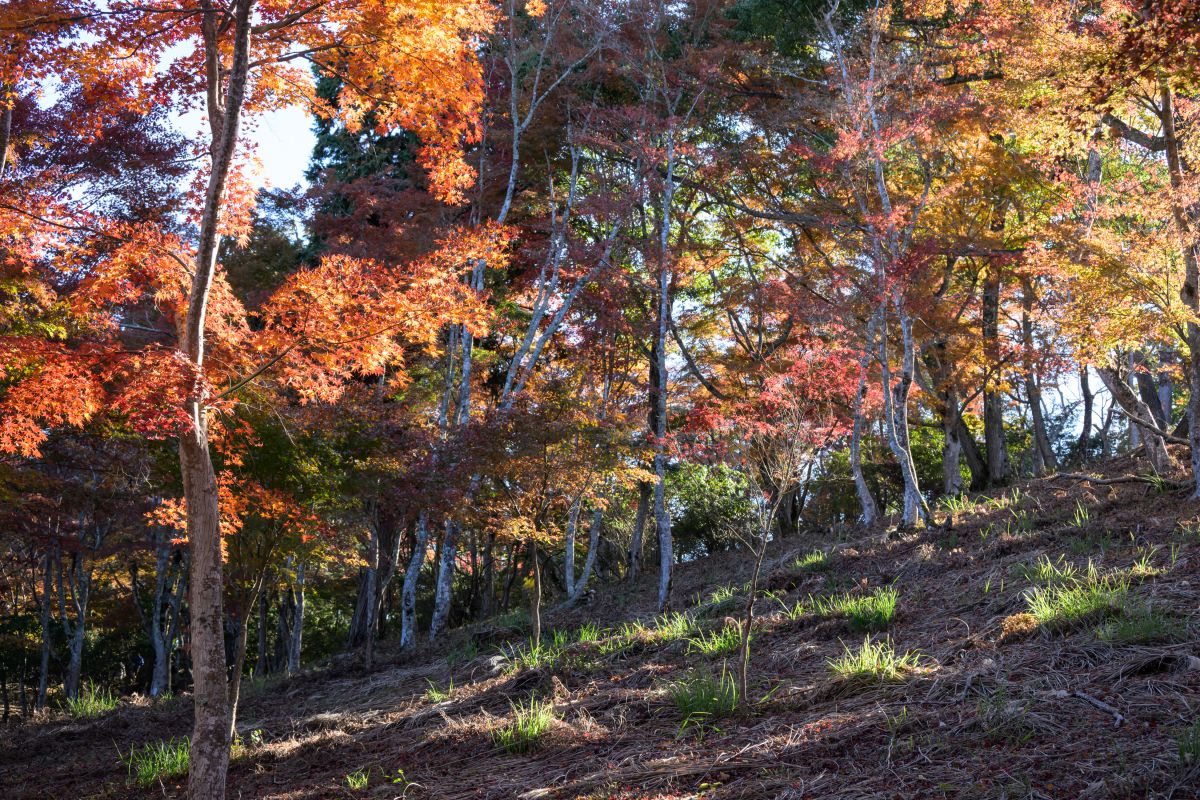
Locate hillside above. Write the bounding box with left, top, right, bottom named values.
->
left=4, top=460, right=1200, bottom=800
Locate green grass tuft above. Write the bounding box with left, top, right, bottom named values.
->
left=828, top=637, right=918, bottom=684
left=1013, top=554, right=1078, bottom=585
left=1095, top=607, right=1185, bottom=645
left=121, top=738, right=190, bottom=788
left=668, top=666, right=740, bottom=731
left=1024, top=563, right=1128, bottom=631
left=346, top=768, right=370, bottom=790
left=686, top=623, right=743, bottom=657
left=793, top=550, right=831, bottom=572
left=63, top=682, right=119, bottom=718
left=811, top=586, right=899, bottom=632
left=425, top=678, right=454, bottom=703
left=1179, top=720, right=1200, bottom=768
left=491, top=697, right=557, bottom=754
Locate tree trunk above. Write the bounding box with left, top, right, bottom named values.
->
left=288, top=563, right=304, bottom=674
left=851, top=315, right=881, bottom=525
left=185, top=2, right=254, bottom=794
left=570, top=508, right=602, bottom=603
left=982, top=266, right=1011, bottom=486
left=428, top=520, right=456, bottom=642
left=563, top=497, right=581, bottom=597
left=225, top=611, right=253, bottom=742
left=528, top=538, right=542, bottom=648
left=1078, top=364, right=1094, bottom=461
left=1096, top=366, right=1172, bottom=473
left=879, top=305, right=929, bottom=527
left=942, top=386, right=964, bottom=495
left=400, top=513, right=428, bottom=649
left=255, top=592, right=269, bottom=677
left=1020, top=277, right=1057, bottom=474
left=37, top=546, right=53, bottom=710
left=627, top=482, right=651, bottom=580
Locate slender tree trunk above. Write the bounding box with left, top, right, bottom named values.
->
left=1078, top=364, right=1094, bottom=461
left=942, top=386, right=964, bottom=495
left=37, top=547, right=52, bottom=710
left=627, top=482, right=650, bottom=580
left=1020, top=277, right=1057, bottom=474
left=362, top=527, right=379, bottom=669
left=529, top=538, right=542, bottom=648
left=570, top=508, right=602, bottom=603
left=400, top=513, right=429, bottom=649
left=184, top=4, right=255, bottom=793
left=225, top=610, right=253, bottom=742
left=563, top=497, right=581, bottom=597
left=1096, top=366, right=1171, bottom=473
left=288, top=562, right=304, bottom=674
left=982, top=266, right=1011, bottom=486
left=428, top=520, right=456, bottom=642
left=851, top=315, right=881, bottom=525
left=255, top=592, right=269, bottom=676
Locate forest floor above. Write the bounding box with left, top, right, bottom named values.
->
left=4, top=454, right=1200, bottom=800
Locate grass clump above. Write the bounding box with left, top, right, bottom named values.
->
left=346, top=768, right=370, bottom=790
left=686, top=623, right=743, bottom=657
left=121, top=738, right=190, bottom=788
left=1179, top=720, right=1200, bottom=768
left=1024, top=563, right=1128, bottom=631
left=668, top=667, right=740, bottom=731
left=1129, top=545, right=1163, bottom=580
left=811, top=586, right=899, bottom=632
left=501, top=639, right=562, bottom=671
left=63, top=681, right=119, bottom=718
left=1013, top=554, right=1078, bottom=585
left=491, top=697, right=557, bottom=754
left=828, top=637, right=918, bottom=684
left=425, top=678, right=454, bottom=703
left=1095, top=607, right=1185, bottom=645
left=575, top=621, right=603, bottom=643
left=793, top=550, right=831, bottom=572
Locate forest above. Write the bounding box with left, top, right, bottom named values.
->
left=2, top=1, right=1200, bottom=798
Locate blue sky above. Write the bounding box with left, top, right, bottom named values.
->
left=249, top=105, right=317, bottom=190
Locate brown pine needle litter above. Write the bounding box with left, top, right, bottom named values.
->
left=3, top=456, right=1200, bottom=799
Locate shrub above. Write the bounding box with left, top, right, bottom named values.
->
left=491, top=697, right=557, bottom=754
left=121, top=738, right=190, bottom=788
left=1024, top=564, right=1128, bottom=631
left=828, top=637, right=918, bottom=684
left=63, top=682, right=119, bottom=718
left=668, top=667, right=740, bottom=731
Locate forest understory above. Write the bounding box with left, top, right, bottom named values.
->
left=4, top=455, right=1199, bottom=800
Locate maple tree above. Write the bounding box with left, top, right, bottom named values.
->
left=8, top=1, right=1200, bottom=794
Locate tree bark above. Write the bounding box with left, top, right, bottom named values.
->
left=428, top=520, right=456, bottom=642
left=400, top=513, right=428, bottom=649
left=982, top=265, right=1011, bottom=486
left=627, top=481, right=650, bottom=580
left=185, top=3, right=255, bottom=794
left=1096, top=365, right=1172, bottom=473
left=851, top=315, right=881, bottom=525
left=570, top=508, right=602, bottom=603
left=1078, top=364, right=1094, bottom=461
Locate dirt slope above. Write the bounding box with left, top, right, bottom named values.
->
left=4, top=458, right=1200, bottom=799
